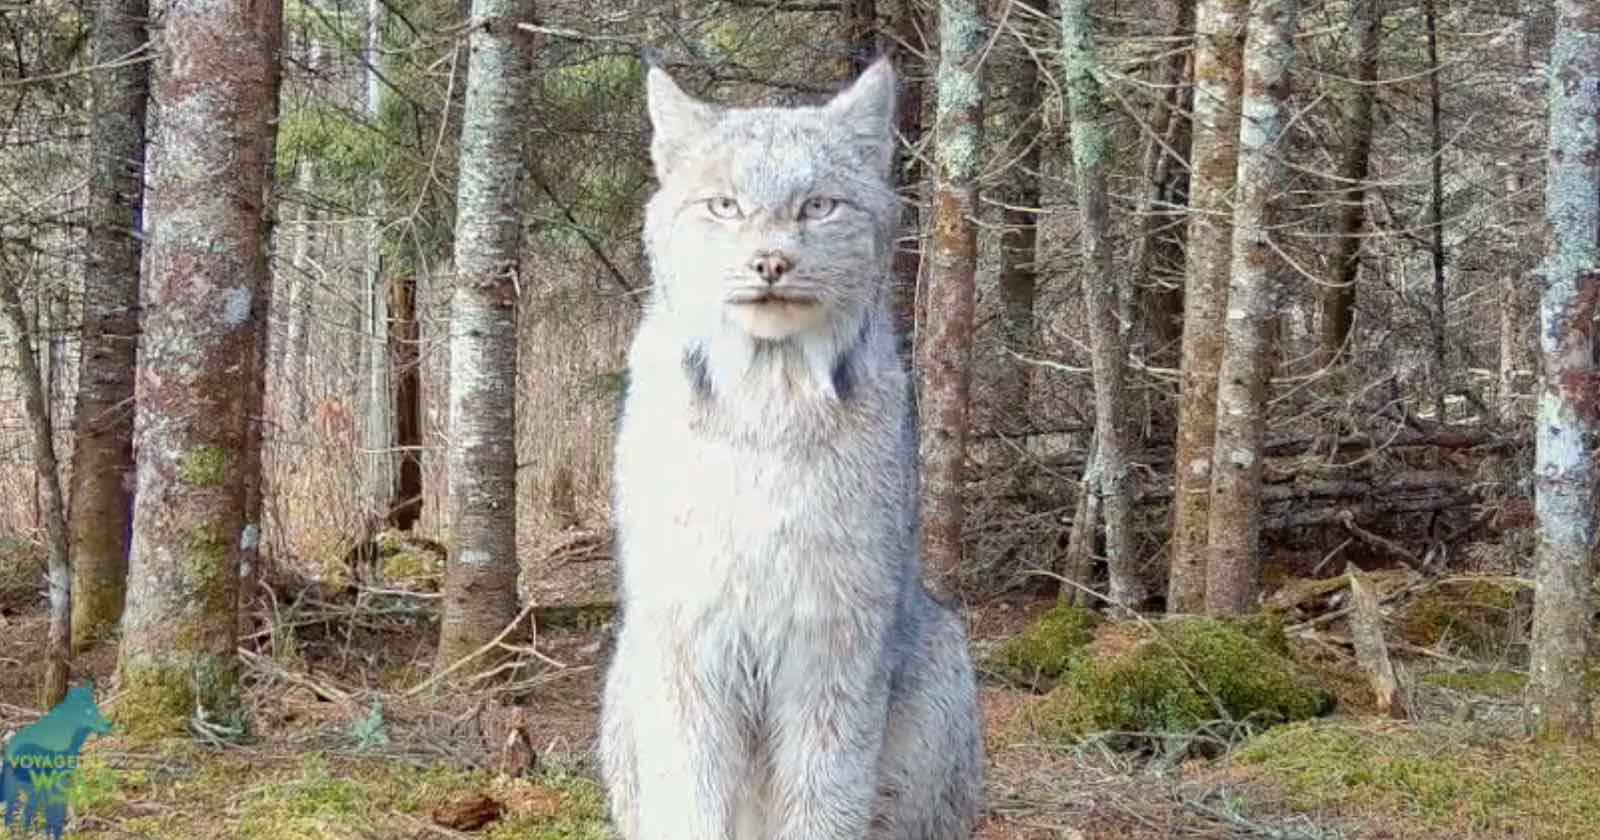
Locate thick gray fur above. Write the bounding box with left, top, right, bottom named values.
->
left=599, top=58, right=984, bottom=839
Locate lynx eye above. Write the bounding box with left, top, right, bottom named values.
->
left=800, top=196, right=838, bottom=220
left=706, top=197, right=743, bottom=219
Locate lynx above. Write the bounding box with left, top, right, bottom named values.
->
left=599, top=57, right=984, bottom=840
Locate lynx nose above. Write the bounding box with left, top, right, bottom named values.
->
left=750, top=251, right=793, bottom=284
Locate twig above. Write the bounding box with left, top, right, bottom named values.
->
left=405, top=602, right=536, bottom=697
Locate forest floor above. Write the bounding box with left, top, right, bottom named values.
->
left=2, top=546, right=1598, bottom=840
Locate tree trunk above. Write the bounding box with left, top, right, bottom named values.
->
left=996, top=1, right=1044, bottom=436
left=1203, top=0, right=1298, bottom=617
left=889, top=0, right=927, bottom=361
left=389, top=273, right=423, bottom=531
left=0, top=281, right=71, bottom=708
left=1423, top=0, right=1448, bottom=423
left=1318, top=0, right=1380, bottom=368
left=1062, top=0, right=1142, bottom=606
left=363, top=0, right=394, bottom=528
left=917, top=0, right=985, bottom=591
left=114, top=0, right=281, bottom=738
left=1166, top=0, right=1247, bottom=614
left=69, top=0, right=148, bottom=652
left=1526, top=0, right=1599, bottom=743
left=285, top=31, right=322, bottom=425
left=1135, top=0, right=1195, bottom=372
left=436, top=0, right=536, bottom=671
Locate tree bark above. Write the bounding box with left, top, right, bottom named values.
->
left=390, top=273, right=423, bottom=531
left=1166, top=0, right=1248, bottom=614
left=1526, top=0, right=1600, bottom=743
left=1204, top=0, right=1298, bottom=617
left=363, top=0, right=395, bottom=528
left=69, top=0, right=149, bottom=652
left=889, top=0, right=927, bottom=361
left=0, top=280, right=71, bottom=708
left=1062, top=0, right=1142, bottom=606
left=1317, top=0, right=1380, bottom=368
left=115, top=0, right=281, bottom=738
left=1423, top=0, right=1448, bottom=423
left=284, top=30, right=322, bottom=425
left=436, top=0, right=536, bottom=671
left=917, top=0, right=985, bottom=591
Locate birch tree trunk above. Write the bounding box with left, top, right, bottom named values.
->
left=436, top=0, right=535, bottom=670
left=363, top=0, right=395, bottom=527
left=69, top=0, right=149, bottom=650
left=285, top=31, right=322, bottom=425
left=115, top=0, right=281, bottom=737
left=917, top=0, right=985, bottom=590
left=1317, top=0, right=1379, bottom=368
left=1526, top=0, right=1599, bottom=743
left=1062, top=0, right=1143, bottom=606
left=0, top=280, right=71, bottom=708
left=1166, top=0, right=1248, bottom=614
left=1204, top=0, right=1298, bottom=617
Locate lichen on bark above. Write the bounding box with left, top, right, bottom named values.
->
left=917, top=0, right=987, bottom=589
left=70, top=0, right=150, bottom=651
left=435, top=0, right=537, bottom=670
left=1061, top=0, right=1142, bottom=606
left=114, top=0, right=282, bottom=738
left=1167, top=0, right=1249, bottom=614
left=1204, top=0, right=1299, bottom=616
left=1527, top=0, right=1600, bottom=743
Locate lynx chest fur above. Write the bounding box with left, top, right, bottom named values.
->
left=599, top=57, right=982, bottom=840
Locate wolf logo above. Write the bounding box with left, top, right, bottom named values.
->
left=1, top=686, right=113, bottom=839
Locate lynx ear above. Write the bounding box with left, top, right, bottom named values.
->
left=645, top=65, right=720, bottom=176
left=825, top=57, right=898, bottom=177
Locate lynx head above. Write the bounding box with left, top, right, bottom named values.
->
left=641, top=59, right=898, bottom=342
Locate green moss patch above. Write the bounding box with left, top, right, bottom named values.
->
left=65, top=747, right=612, bottom=839
left=1420, top=669, right=1527, bottom=699
left=986, top=604, right=1099, bottom=688
left=177, top=445, right=230, bottom=486
left=1030, top=617, right=1331, bottom=750
left=1397, top=579, right=1520, bottom=654
left=1233, top=720, right=1600, bottom=839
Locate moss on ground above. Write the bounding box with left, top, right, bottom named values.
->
left=1030, top=617, right=1331, bottom=749
left=986, top=604, right=1099, bottom=688
left=1397, top=579, right=1519, bottom=654
left=1234, top=720, right=1600, bottom=839
left=59, top=745, right=613, bottom=839
left=1420, top=669, right=1527, bottom=698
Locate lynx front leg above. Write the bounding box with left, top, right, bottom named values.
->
left=765, top=642, right=891, bottom=840
left=603, top=626, right=747, bottom=840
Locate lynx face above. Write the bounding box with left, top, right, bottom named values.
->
left=642, top=60, right=899, bottom=341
